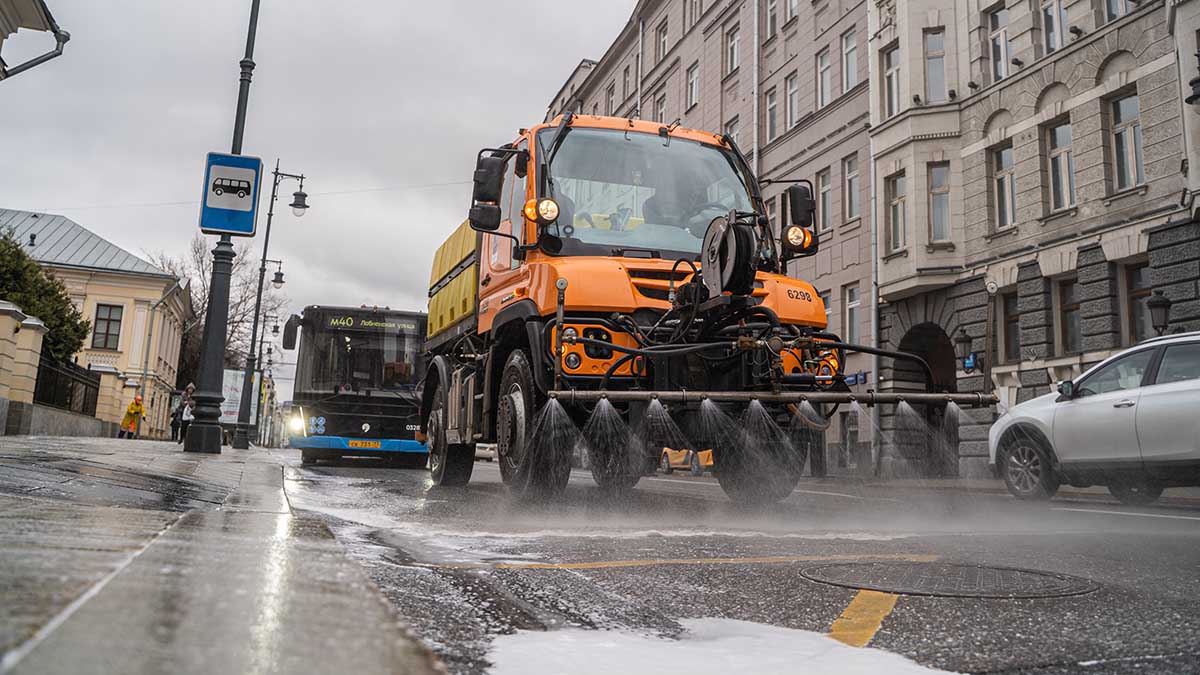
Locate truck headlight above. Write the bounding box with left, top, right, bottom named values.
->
left=564, top=353, right=582, bottom=370
left=525, top=198, right=560, bottom=224
left=785, top=225, right=813, bottom=250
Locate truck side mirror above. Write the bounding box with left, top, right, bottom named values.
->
left=786, top=184, right=816, bottom=228
left=469, top=154, right=507, bottom=232
left=282, top=315, right=300, bottom=350
left=1056, top=380, right=1074, bottom=399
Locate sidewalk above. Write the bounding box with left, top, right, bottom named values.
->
left=0, top=437, right=440, bottom=675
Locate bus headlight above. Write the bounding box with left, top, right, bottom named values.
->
left=289, top=416, right=305, bottom=433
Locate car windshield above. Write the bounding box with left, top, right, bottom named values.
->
left=538, top=126, right=755, bottom=258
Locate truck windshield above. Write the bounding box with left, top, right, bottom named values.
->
left=294, top=312, right=425, bottom=395
left=538, top=127, right=756, bottom=258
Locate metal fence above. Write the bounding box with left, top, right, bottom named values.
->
left=34, top=357, right=100, bottom=417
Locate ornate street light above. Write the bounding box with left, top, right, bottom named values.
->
left=955, top=327, right=980, bottom=374
left=272, top=269, right=285, bottom=289
left=290, top=189, right=309, bottom=217
left=1148, top=291, right=1173, bottom=336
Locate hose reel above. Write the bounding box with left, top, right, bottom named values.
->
left=701, top=213, right=757, bottom=298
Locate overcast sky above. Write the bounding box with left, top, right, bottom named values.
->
left=1, top=0, right=633, bottom=398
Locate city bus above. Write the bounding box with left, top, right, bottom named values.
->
left=281, top=305, right=428, bottom=468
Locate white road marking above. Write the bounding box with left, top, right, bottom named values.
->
left=647, top=477, right=876, bottom=501
left=1053, top=507, right=1200, bottom=522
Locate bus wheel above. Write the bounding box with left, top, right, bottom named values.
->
left=388, top=454, right=427, bottom=470
left=498, top=349, right=567, bottom=498
left=428, top=381, right=473, bottom=486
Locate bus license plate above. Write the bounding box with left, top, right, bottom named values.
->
left=348, top=440, right=381, bottom=449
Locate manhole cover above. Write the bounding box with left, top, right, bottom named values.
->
left=800, top=562, right=1098, bottom=598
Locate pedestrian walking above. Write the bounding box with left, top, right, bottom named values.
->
left=118, top=395, right=145, bottom=439
left=170, top=404, right=181, bottom=442
left=177, top=401, right=194, bottom=444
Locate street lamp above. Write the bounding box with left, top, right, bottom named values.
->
left=1148, top=291, right=1173, bottom=336
left=290, top=189, right=309, bottom=217
left=232, top=160, right=309, bottom=450
left=955, top=327, right=980, bottom=375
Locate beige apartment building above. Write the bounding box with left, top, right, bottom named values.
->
left=3, top=209, right=194, bottom=438
left=867, top=0, right=1199, bottom=476
left=545, top=0, right=877, bottom=473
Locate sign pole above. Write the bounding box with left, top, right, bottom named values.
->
left=185, top=0, right=262, bottom=454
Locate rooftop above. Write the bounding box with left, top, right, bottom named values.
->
left=1, top=208, right=173, bottom=279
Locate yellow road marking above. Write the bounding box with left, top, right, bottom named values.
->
left=828, top=590, right=900, bottom=647
left=432, top=552, right=938, bottom=571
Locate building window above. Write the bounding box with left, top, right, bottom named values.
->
left=924, top=30, right=946, bottom=103
left=992, top=144, right=1017, bottom=230
left=656, top=20, right=669, bottom=62
left=605, top=85, right=615, bottom=116
left=843, top=154, right=860, bottom=220
left=928, top=162, right=950, bottom=242
left=842, top=30, right=858, bottom=92
left=765, top=88, right=778, bottom=142
left=592, top=103, right=599, bottom=116
left=785, top=72, right=799, bottom=128
left=726, top=27, right=740, bottom=74
left=844, top=284, right=861, bottom=344
left=623, top=66, right=631, bottom=99
left=766, top=197, right=777, bottom=230
left=1002, top=292, right=1020, bottom=363
left=1105, top=0, right=1130, bottom=23
left=766, top=0, right=778, bottom=36
left=685, top=0, right=702, bottom=30
left=686, top=63, right=700, bottom=109
left=819, top=290, right=833, bottom=327
left=886, top=172, right=907, bottom=252
left=724, top=116, right=740, bottom=145
left=786, top=0, right=799, bottom=22
left=1112, top=93, right=1144, bottom=190
left=654, top=94, right=667, bottom=123
left=989, top=7, right=1010, bottom=83
left=817, top=168, right=832, bottom=231
left=92, top=304, right=123, bottom=350
left=1059, top=278, right=1081, bottom=354
left=883, top=46, right=900, bottom=118
left=817, top=49, right=832, bottom=108
left=1047, top=121, right=1076, bottom=211
left=1125, top=262, right=1152, bottom=344
left=1041, top=0, right=1067, bottom=54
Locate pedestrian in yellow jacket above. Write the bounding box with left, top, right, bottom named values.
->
left=118, top=395, right=145, bottom=439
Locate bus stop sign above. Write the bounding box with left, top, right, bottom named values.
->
left=198, top=152, right=263, bottom=237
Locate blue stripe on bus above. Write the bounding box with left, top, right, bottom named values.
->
left=289, top=436, right=427, bottom=453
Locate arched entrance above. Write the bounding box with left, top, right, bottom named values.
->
left=892, top=322, right=959, bottom=477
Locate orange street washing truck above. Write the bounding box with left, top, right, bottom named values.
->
left=421, top=113, right=993, bottom=503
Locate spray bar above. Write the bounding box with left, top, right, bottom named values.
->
left=548, top=389, right=997, bottom=408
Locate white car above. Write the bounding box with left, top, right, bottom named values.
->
left=989, top=332, right=1200, bottom=505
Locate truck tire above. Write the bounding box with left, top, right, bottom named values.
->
left=715, top=422, right=807, bottom=505
left=498, top=349, right=569, bottom=498
left=428, top=380, right=473, bottom=486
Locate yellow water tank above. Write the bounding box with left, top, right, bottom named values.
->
left=427, top=220, right=478, bottom=339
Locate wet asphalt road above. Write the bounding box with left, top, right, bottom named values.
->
left=283, top=454, right=1200, bottom=675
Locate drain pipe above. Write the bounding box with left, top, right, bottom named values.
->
left=636, top=18, right=644, bottom=118
left=751, top=0, right=761, bottom=176
left=866, top=2, right=882, bottom=477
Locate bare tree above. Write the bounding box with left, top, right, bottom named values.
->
left=148, top=234, right=288, bottom=387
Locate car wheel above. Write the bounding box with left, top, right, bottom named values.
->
left=660, top=452, right=673, bottom=474
left=1000, top=439, right=1059, bottom=500
left=1108, top=478, right=1163, bottom=506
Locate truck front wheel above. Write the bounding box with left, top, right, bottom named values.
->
left=429, top=380, right=473, bottom=486
left=497, top=349, right=569, bottom=497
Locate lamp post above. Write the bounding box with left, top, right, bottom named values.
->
left=1148, top=290, right=1173, bottom=336
left=232, top=161, right=308, bottom=449
left=185, top=0, right=263, bottom=454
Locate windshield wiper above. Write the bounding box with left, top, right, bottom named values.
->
left=542, top=112, right=574, bottom=194
left=612, top=247, right=661, bottom=259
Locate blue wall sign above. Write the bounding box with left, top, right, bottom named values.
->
left=198, top=152, right=263, bottom=237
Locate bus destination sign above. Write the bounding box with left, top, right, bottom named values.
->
left=326, top=315, right=418, bottom=331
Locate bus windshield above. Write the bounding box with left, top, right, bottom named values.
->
left=294, top=311, right=425, bottom=395
left=538, top=126, right=756, bottom=259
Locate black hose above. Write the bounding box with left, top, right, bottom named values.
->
left=567, top=336, right=735, bottom=358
